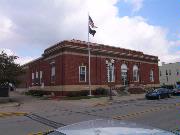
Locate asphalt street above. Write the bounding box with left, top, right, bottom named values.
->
left=0, top=95, right=180, bottom=135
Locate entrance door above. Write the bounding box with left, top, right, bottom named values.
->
left=121, top=71, right=127, bottom=86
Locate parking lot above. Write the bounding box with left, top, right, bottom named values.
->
left=0, top=92, right=180, bottom=134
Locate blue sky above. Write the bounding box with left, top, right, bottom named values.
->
left=117, top=0, right=180, bottom=40
left=117, top=0, right=180, bottom=55
left=0, top=0, right=179, bottom=64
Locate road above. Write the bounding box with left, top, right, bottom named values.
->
left=0, top=93, right=180, bottom=135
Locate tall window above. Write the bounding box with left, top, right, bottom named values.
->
left=32, top=72, right=34, bottom=84
left=177, top=69, right=179, bottom=76
left=51, top=63, right=55, bottom=82
left=160, top=70, right=162, bottom=76
left=133, top=65, right=139, bottom=81
left=107, top=63, right=115, bottom=82
left=40, top=71, right=43, bottom=84
left=169, top=70, right=171, bottom=75
left=121, top=64, right=128, bottom=85
left=150, top=69, right=154, bottom=82
left=79, top=66, right=86, bottom=82
left=36, top=71, right=38, bottom=78
left=166, top=70, right=168, bottom=75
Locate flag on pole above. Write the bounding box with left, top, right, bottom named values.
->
left=89, top=26, right=96, bottom=36
left=89, top=15, right=97, bottom=36
left=89, top=16, right=98, bottom=28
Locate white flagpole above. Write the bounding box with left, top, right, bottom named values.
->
left=88, top=13, right=92, bottom=96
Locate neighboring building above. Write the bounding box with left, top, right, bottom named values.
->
left=19, top=39, right=160, bottom=96
left=159, top=62, right=180, bottom=86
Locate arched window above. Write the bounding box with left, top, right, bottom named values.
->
left=121, top=64, right=128, bottom=85
left=150, top=69, right=154, bottom=82
left=133, top=65, right=139, bottom=81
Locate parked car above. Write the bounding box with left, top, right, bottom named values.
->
left=172, top=88, right=180, bottom=96
left=47, top=119, right=175, bottom=135
left=145, top=88, right=171, bottom=100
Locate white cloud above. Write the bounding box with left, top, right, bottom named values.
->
left=0, top=48, right=15, bottom=56
left=15, top=56, right=34, bottom=65
left=0, top=48, right=34, bottom=65
left=123, top=0, right=144, bottom=12
left=0, top=0, right=179, bottom=65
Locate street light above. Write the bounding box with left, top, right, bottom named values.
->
left=106, top=59, right=115, bottom=100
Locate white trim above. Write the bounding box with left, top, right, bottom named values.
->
left=32, top=73, right=34, bottom=80
left=79, top=66, right=86, bottom=82
left=107, top=63, right=115, bottom=82
left=133, top=65, right=139, bottom=82
left=43, top=52, right=158, bottom=65
left=150, top=69, right=154, bottom=82
left=36, top=71, right=38, bottom=78
left=40, top=71, right=43, bottom=84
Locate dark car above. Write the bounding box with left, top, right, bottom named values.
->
left=172, top=88, right=180, bottom=96
left=146, top=88, right=171, bottom=100
left=47, top=119, right=175, bottom=135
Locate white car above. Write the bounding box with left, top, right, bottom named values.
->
left=47, top=119, right=175, bottom=135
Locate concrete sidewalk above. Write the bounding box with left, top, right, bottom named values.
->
left=0, top=92, right=145, bottom=113
left=68, top=94, right=146, bottom=107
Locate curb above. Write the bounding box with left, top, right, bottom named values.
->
left=113, top=97, right=145, bottom=104
left=0, top=102, right=20, bottom=108
left=92, top=97, right=145, bottom=107
left=0, top=112, right=28, bottom=117
left=113, top=102, right=180, bottom=120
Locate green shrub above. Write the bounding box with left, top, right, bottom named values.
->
left=94, top=87, right=108, bottom=95
left=67, top=91, right=89, bottom=97
left=25, top=90, right=44, bottom=97
left=80, top=91, right=89, bottom=96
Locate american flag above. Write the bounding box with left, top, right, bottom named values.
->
left=89, top=16, right=97, bottom=28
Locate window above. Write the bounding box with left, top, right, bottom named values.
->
left=177, top=69, right=179, bottom=76
left=40, top=71, right=43, bottom=84
left=160, top=70, right=161, bottom=76
left=121, top=64, right=128, bottom=85
left=166, top=70, right=168, bottom=75
left=36, top=71, right=38, bottom=78
left=107, top=63, right=115, bottom=82
left=150, top=69, right=154, bottom=82
left=169, top=70, right=171, bottom=75
left=166, top=76, right=168, bottom=82
left=79, top=66, right=86, bottom=82
left=133, top=65, right=139, bottom=82
left=51, top=63, right=55, bottom=82
left=32, top=73, right=34, bottom=84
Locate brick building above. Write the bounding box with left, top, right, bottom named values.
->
left=20, top=39, right=160, bottom=95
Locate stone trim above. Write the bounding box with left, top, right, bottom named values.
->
left=43, top=51, right=158, bottom=65
left=29, top=84, right=160, bottom=91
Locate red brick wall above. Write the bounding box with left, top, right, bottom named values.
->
left=25, top=53, right=159, bottom=89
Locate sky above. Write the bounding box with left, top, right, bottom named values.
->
left=0, top=0, right=179, bottom=65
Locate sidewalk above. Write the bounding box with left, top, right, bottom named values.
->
left=70, top=94, right=146, bottom=107
left=0, top=92, right=146, bottom=113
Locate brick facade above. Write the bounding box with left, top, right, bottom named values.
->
left=19, top=39, right=160, bottom=95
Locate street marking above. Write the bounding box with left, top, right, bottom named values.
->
left=113, top=103, right=180, bottom=120
left=0, top=112, right=27, bottom=118
left=27, top=130, right=54, bottom=135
